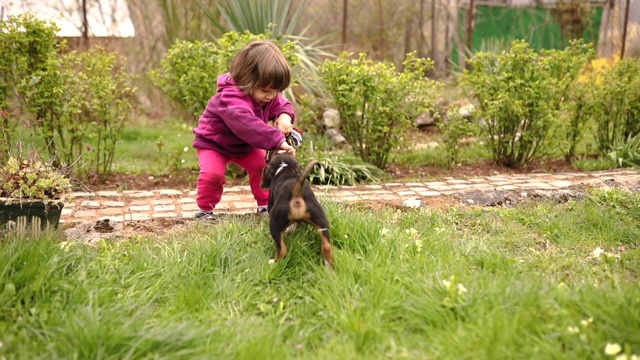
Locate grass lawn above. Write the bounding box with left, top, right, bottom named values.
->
left=1, top=188, right=639, bottom=359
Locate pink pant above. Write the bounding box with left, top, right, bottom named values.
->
left=196, top=148, right=269, bottom=211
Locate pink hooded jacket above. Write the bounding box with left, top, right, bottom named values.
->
left=192, top=73, right=296, bottom=157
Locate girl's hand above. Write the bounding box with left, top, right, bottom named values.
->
left=274, top=114, right=293, bottom=135
left=280, top=141, right=296, bottom=156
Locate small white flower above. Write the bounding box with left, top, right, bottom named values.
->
left=442, top=279, right=451, bottom=289
left=592, top=247, right=605, bottom=257
left=183, top=146, right=189, bottom=152
left=615, top=355, right=628, bottom=360
left=605, top=343, right=622, bottom=356
left=567, top=326, right=579, bottom=334
left=457, top=283, right=467, bottom=294
left=580, top=318, right=593, bottom=327
left=181, top=159, right=185, bottom=164
left=405, top=228, right=418, bottom=236
left=380, top=228, right=390, bottom=236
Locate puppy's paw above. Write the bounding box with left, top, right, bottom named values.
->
left=269, top=259, right=276, bottom=265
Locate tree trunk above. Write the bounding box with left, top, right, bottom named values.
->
left=431, top=0, right=437, bottom=62
left=466, top=0, right=475, bottom=56
left=124, top=0, right=168, bottom=108
left=342, top=0, right=348, bottom=49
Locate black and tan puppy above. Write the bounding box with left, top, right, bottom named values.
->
left=261, top=153, right=333, bottom=268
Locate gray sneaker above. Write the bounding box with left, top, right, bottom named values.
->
left=194, top=210, right=215, bottom=220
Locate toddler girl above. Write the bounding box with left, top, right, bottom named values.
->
left=192, top=40, right=296, bottom=219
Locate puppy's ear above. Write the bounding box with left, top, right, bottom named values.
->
left=261, top=162, right=273, bottom=189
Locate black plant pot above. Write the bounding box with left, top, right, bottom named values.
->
left=0, top=199, right=64, bottom=235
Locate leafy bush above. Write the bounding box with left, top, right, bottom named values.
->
left=460, top=40, right=591, bottom=168
left=319, top=52, right=441, bottom=169
left=590, top=58, right=640, bottom=155
left=565, top=57, right=617, bottom=161
left=18, top=47, right=135, bottom=179
left=0, top=13, right=61, bottom=151
left=149, top=31, right=300, bottom=121
left=1, top=14, right=135, bottom=180
left=77, top=48, right=136, bottom=177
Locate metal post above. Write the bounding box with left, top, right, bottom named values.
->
left=620, top=0, right=631, bottom=59
left=467, top=0, right=476, bottom=55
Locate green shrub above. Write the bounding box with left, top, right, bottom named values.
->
left=590, top=58, right=640, bottom=156
left=0, top=13, right=61, bottom=154
left=17, top=50, right=85, bottom=167
left=0, top=14, right=135, bottom=180
left=149, top=31, right=300, bottom=121
left=76, top=48, right=136, bottom=178
left=18, top=47, right=135, bottom=179
left=460, top=40, right=591, bottom=168
left=319, top=52, right=441, bottom=169
left=0, top=13, right=60, bottom=109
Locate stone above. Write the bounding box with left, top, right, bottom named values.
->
left=415, top=112, right=435, bottom=129
left=326, top=128, right=347, bottom=144
left=323, top=109, right=340, bottom=128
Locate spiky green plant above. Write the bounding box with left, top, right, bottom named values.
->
left=197, top=0, right=334, bottom=101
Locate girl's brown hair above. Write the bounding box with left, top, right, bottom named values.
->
left=230, top=40, right=291, bottom=95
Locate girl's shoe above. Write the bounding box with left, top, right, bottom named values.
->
left=194, top=210, right=215, bottom=220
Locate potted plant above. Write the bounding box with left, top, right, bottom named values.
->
left=0, top=147, right=73, bottom=235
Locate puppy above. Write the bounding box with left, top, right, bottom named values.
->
left=261, top=153, right=333, bottom=268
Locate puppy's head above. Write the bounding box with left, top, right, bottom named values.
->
left=261, top=152, right=301, bottom=189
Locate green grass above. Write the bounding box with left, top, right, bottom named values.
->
left=2, top=188, right=639, bottom=359
left=393, top=140, right=492, bottom=169
left=112, top=118, right=199, bottom=175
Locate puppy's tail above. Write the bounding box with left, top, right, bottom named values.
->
left=292, top=160, right=319, bottom=198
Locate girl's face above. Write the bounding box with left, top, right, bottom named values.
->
left=251, top=87, right=278, bottom=106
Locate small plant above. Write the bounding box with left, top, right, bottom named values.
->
left=608, top=133, right=640, bottom=167
left=0, top=145, right=72, bottom=203
left=438, top=108, right=480, bottom=167
left=301, top=153, right=384, bottom=186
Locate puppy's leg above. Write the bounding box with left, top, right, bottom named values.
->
left=307, top=210, right=332, bottom=269
left=269, top=222, right=288, bottom=264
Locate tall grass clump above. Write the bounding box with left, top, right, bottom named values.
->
left=1, top=189, right=639, bottom=358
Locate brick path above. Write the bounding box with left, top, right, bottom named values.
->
left=60, top=170, right=640, bottom=224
